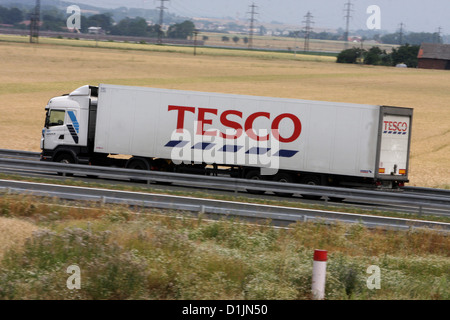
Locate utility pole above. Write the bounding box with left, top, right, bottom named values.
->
left=343, top=0, right=353, bottom=49
left=437, top=26, right=443, bottom=43
left=193, top=29, right=199, bottom=56
left=29, top=0, right=40, bottom=43
left=157, top=0, right=169, bottom=44
left=247, top=2, right=258, bottom=49
left=398, top=22, right=404, bottom=45
left=302, top=11, right=314, bottom=52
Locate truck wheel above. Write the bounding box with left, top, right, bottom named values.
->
left=300, top=175, right=322, bottom=200
left=245, top=170, right=265, bottom=195
left=55, top=153, right=75, bottom=177
left=126, top=158, right=150, bottom=183
left=273, top=173, right=294, bottom=197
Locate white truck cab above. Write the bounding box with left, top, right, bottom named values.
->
left=41, top=85, right=97, bottom=164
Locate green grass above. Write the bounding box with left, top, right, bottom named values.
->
left=0, top=193, right=448, bottom=300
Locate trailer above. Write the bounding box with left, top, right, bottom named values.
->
left=41, top=84, right=413, bottom=192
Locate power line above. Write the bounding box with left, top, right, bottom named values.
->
left=302, top=11, right=314, bottom=52
left=157, top=0, right=169, bottom=44
left=29, top=0, right=40, bottom=43
left=343, top=0, right=353, bottom=49
left=247, top=2, right=258, bottom=49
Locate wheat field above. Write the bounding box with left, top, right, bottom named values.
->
left=0, top=38, right=449, bottom=187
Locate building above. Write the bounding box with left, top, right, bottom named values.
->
left=417, top=43, right=450, bottom=70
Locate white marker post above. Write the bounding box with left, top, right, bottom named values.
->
left=311, top=249, right=327, bottom=300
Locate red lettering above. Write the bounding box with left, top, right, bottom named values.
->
left=220, top=110, right=243, bottom=139
left=197, top=108, right=218, bottom=136
left=271, top=113, right=302, bottom=143
left=401, top=122, right=408, bottom=131
left=384, top=121, right=389, bottom=131
left=245, top=112, right=270, bottom=141
left=388, top=121, right=394, bottom=131
left=168, top=105, right=195, bottom=133
left=169, top=106, right=303, bottom=143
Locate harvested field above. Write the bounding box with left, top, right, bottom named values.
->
left=0, top=38, right=449, bottom=187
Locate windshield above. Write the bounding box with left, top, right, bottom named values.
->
left=45, top=110, right=65, bottom=128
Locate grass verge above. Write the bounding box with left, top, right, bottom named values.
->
left=0, top=193, right=449, bottom=300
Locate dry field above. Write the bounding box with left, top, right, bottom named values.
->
left=0, top=216, right=38, bottom=261
left=201, top=32, right=399, bottom=53
left=0, top=38, right=449, bottom=188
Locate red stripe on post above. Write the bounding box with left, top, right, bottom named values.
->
left=313, top=249, right=327, bottom=262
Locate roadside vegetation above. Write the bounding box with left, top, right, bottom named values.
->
left=0, top=194, right=448, bottom=300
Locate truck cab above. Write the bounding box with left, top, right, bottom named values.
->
left=41, top=85, right=98, bottom=164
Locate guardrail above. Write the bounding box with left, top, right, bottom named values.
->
left=0, top=156, right=449, bottom=215
left=0, top=149, right=41, bottom=160
left=1, top=179, right=448, bottom=232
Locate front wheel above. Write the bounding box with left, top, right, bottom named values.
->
left=55, top=153, right=75, bottom=176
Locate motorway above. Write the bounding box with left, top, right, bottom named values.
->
left=0, top=149, right=449, bottom=231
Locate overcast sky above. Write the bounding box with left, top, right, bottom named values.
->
left=74, top=0, right=449, bottom=33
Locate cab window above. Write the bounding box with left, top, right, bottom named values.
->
left=46, top=110, right=65, bottom=127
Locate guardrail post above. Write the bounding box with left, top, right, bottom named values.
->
left=311, top=249, right=327, bottom=300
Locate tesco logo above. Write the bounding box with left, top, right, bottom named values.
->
left=383, top=120, right=408, bottom=132
left=168, top=105, right=302, bottom=143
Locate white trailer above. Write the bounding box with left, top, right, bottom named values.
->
left=41, top=84, right=413, bottom=191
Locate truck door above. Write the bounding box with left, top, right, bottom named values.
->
left=43, top=109, right=80, bottom=150
left=376, top=106, right=413, bottom=181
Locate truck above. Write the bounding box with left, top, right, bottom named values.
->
left=40, top=84, right=413, bottom=195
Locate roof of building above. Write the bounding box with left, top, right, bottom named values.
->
left=418, top=43, right=450, bottom=60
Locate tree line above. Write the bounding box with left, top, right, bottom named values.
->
left=336, top=44, right=421, bottom=68
left=0, top=6, right=195, bottom=40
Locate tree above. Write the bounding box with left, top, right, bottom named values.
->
left=87, top=14, right=113, bottom=31
left=0, top=6, right=24, bottom=25
left=390, top=44, right=420, bottom=67
left=337, top=44, right=419, bottom=68
left=41, top=9, right=66, bottom=32
left=147, top=24, right=161, bottom=38
left=232, top=36, right=240, bottom=44
left=222, top=36, right=229, bottom=42
left=110, top=17, right=148, bottom=37
left=337, top=47, right=366, bottom=64
left=167, top=20, right=195, bottom=39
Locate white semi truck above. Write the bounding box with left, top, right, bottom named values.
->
left=41, top=84, right=413, bottom=192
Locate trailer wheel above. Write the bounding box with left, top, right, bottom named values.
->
left=299, top=175, right=322, bottom=200
left=55, top=153, right=75, bottom=177
left=273, top=173, right=294, bottom=197
left=245, top=170, right=266, bottom=194
left=126, top=158, right=150, bottom=183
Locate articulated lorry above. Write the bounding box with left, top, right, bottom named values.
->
left=41, top=84, right=413, bottom=191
